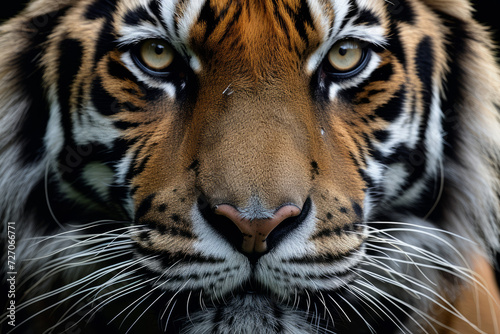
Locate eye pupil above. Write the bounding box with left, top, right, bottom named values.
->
left=154, top=44, right=164, bottom=55
left=338, top=47, right=347, bottom=56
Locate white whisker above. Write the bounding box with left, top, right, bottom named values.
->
left=126, top=292, right=166, bottom=334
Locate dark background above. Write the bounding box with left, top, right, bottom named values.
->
left=1, top=1, right=500, bottom=48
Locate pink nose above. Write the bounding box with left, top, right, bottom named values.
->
left=214, top=204, right=301, bottom=254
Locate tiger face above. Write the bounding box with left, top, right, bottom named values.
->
left=1, top=0, right=500, bottom=333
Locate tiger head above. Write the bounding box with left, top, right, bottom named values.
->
left=1, top=0, right=500, bottom=333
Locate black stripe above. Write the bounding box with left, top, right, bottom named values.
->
left=148, top=0, right=162, bottom=27
left=338, top=1, right=359, bottom=32
left=133, top=154, right=151, bottom=176
left=272, top=1, right=291, bottom=50
left=107, top=54, right=139, bottom=83
left=351, top=201, right=363, bottom=219
left=386, top=20, right=407, bottom=67
left=373, top=129, right=389, bottom=142
left=415, top=37, right=434, bottom=117
left=198, top=1, right=231, bottom=45
left=215, top=5, right=242, bottom=46
left=353, top=9, right=381, bottom=26
left=135, top=193, right=156, bottom=221
left=374, top=86, right=405, bottom=122
left=285, top=246, right=359, bottom=263
left=15, top=9, right=69, bottom=163
left=310, top=226, right=343, bottom=239
left=387, top=0, right=416, bottom=25
left=367, top=88, right=386, bottom=96
left=108, top=138, right=137, bottom=207
left=439, top=14, right=469, bottom=160
left=382, top=38, right=435, bottom=199
left=370, top=62, right=394, bottom=82
left=58, top=38, right=84, bottom=114
left=347, top=151, right=359, bottom=169
left=125, top=142, right=146, bottom=182
left=85, top=0, right=118, bottom=20
left=367, top=134, right=384, bottom=163
left=123, top=6, right=157, bottom=26
left=340, top=62, right=394, bottom=103
left=137, top=246, right=224, bottom=264
left=113, top=119, right=142, bottom=130
left=402, top=36, right=434, bottom=186
left=56, top=37, right=85, bottom=174
left=399, top=178, right=440, bottom=217
left=93, top=17, right=117, bottom=64
left=144, top=219, right=195, bottom=238
left=311, top=221, right=360, bottom=240
left=90, top=76, right=118, bottom=116
left=287, top=0, right=315, bottom=49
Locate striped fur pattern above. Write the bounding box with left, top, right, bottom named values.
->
left=1, top=0, right=500, bottom=333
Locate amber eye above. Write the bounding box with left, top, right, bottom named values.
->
left=136, top=39, right=174, bottom=73
left=326, top=39, right=367, bottom=76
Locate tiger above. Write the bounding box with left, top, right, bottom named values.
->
left=1, top=0, right=500, bottom=333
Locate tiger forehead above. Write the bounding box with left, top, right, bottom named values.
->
left=187, top=0, right=324, bottom=67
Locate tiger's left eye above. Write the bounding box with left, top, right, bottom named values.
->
left=136, top=39, right=174, bottom=73
left=326, top=39, right=368, bottom=76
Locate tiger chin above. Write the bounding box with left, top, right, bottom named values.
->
left=1, top=0, right=500, bottom=333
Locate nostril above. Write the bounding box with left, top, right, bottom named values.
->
left=198, top=197, right=244, bottom=251
left=265, top=197, right=312, bottom=250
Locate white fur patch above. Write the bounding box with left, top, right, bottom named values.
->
left=72, top=103, right=121, bottom=148
left=44, top=85, right=65, bottom=159
left=423, top=86, right=444, bottom=176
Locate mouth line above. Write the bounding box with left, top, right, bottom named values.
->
left=229, top=267, right=359, bottom=301
left=239, top=279, right=266, bottom=295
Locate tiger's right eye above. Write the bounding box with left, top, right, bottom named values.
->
left=328, top=40, right=363, bottom=73
left=322, top=39, right=371, bottom=79
left=134, top=39, right=175, bottom=74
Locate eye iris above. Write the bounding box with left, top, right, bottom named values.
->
left=140, top=39, right=174, bottom=71
left=328, top=40, right=363, bottom=73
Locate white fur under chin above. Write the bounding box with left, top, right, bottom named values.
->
left=182, top=295, right=312, bottom=334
